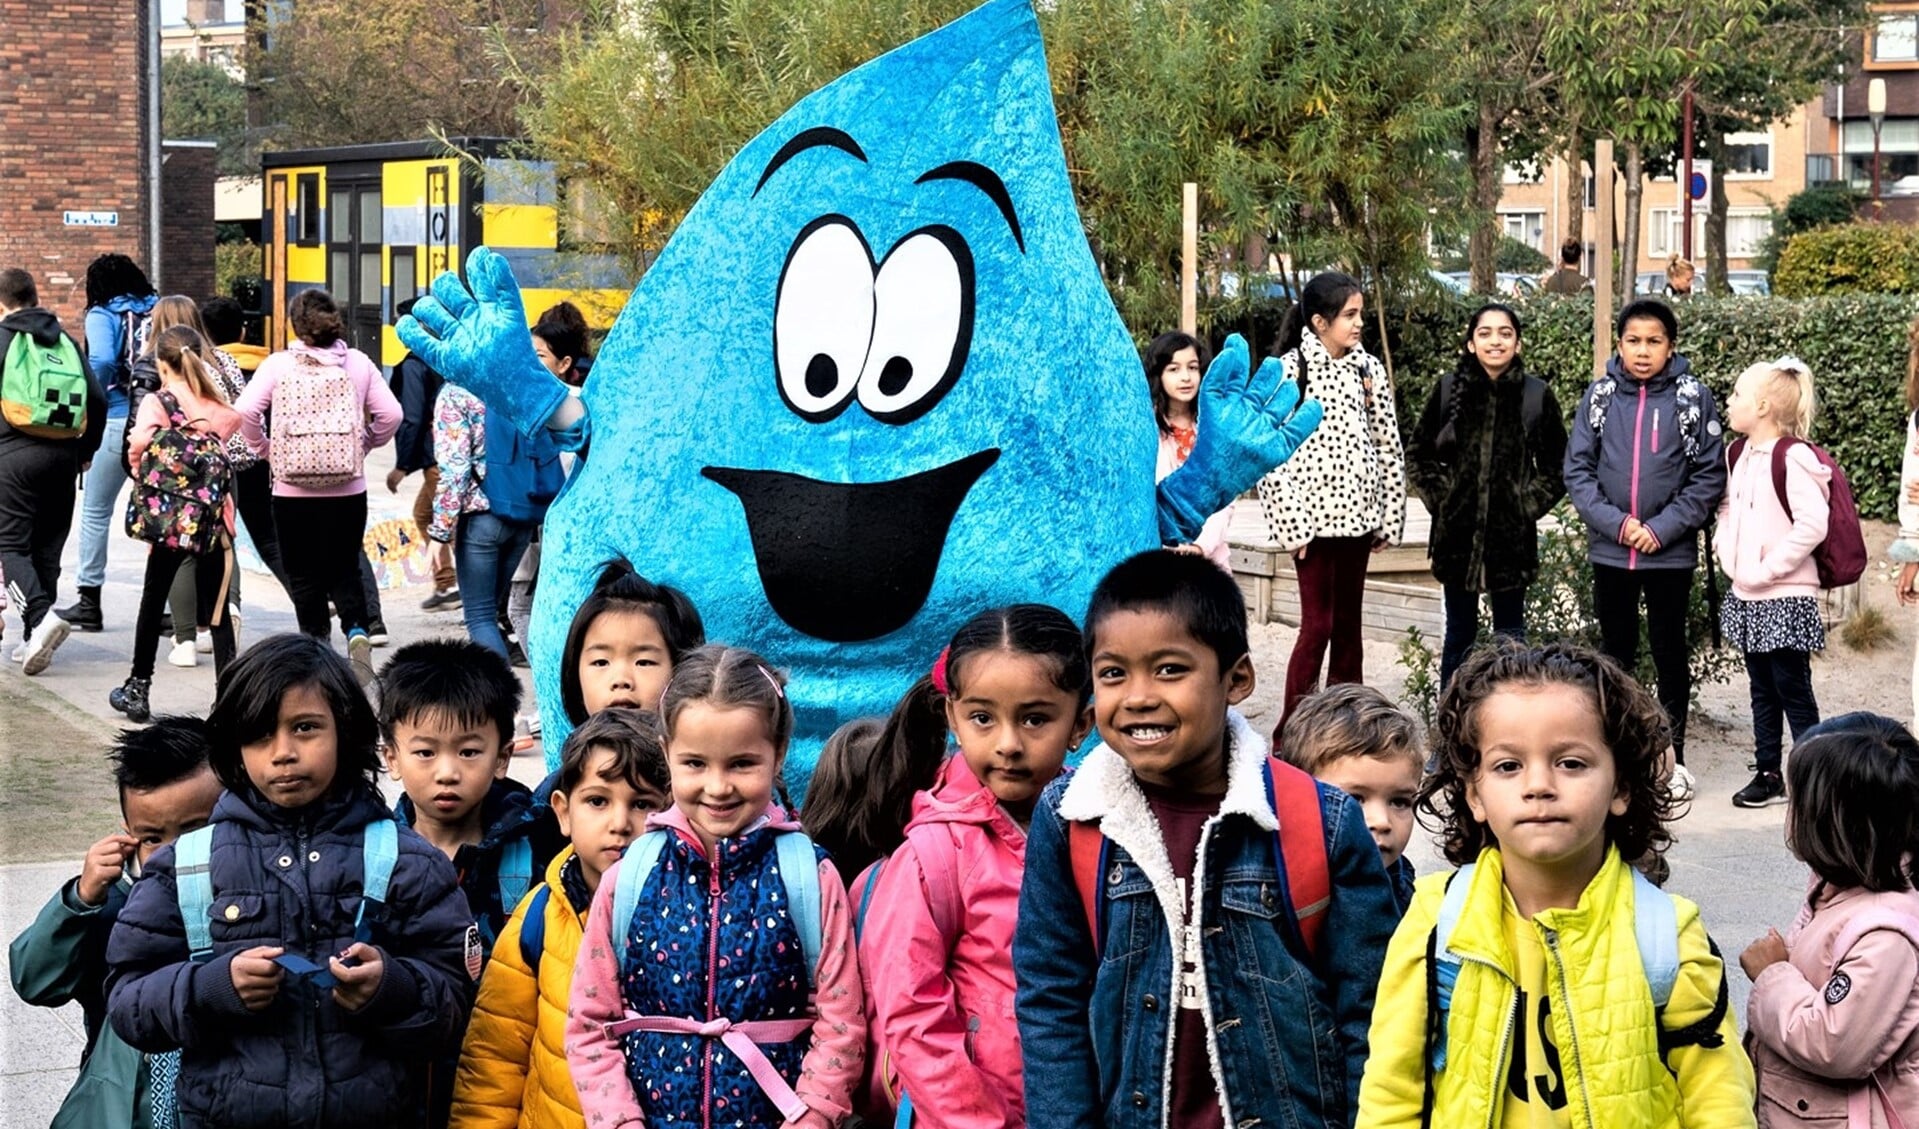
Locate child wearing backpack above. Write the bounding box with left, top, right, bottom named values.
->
left=1717, top=358, right=1834, bottom=810
left=1015, top=549, right=1398, bottom=1129
left=1354, top=640, right=1754, bottom=1129
left=104, top=633, right=476, bottom=1129
left=453, top=708, right=671, bottom=1129
left=108, top=325, right=242, bottom=722
left=859, top=605, right=1092, bottom=1129
left=566, top=645, right=864, bottom=1128
left=1741, top=713, right=1919, bottom=1127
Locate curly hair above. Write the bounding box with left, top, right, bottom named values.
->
left=1418, top=639, right=1677, bottom=867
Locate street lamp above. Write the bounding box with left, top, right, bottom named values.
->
left=1870, top=77, right=1888, bottom=207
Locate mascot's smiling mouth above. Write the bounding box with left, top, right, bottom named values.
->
left=702, top=448, right=1000, bottom=642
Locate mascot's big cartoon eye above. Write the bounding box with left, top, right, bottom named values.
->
left=858, top=226, right=974, bottom=424
left=775, top=216, right=876, bottom=422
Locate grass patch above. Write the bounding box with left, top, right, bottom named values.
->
left=0, top=680, right=124, bottom=865
left=1841, top=606, right=1898, bottom=652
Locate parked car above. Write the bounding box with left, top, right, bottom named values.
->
left=1430, top=269, right=1539, bottom=296
left=1636, top=269, right=1770, bottom=296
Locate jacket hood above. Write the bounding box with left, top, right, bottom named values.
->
left=643, top=801, right=803, bottom=856
left=905, top=754, right=1028, bottom=844
left=101, top=293, right=156, bottom=316
left=394, top=773, right=541, bottom=849
left=219, top=781, right=391, bottom=835
left=0, top=308, right=65, bottom=346
left=1604, top=351, right=1692, bottom=393
left=290, top=339, right=351, bottom=361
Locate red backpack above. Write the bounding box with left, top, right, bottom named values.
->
left=1725, top=436, right=1866, bottom=589
left=1068, top=757, right=1330, bottom=961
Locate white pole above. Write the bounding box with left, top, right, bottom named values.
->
left=1181, top=182, right=1198, bottom=334
left=150, top=0, right=164, bottom=287
left=1594, top=139, right=1616, bottom=381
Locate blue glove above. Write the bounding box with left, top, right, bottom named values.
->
left=1157, top=333, right=1322, bottom=544
left=396, top=247, right=571, bottom=442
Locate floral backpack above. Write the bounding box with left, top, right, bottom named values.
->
left=125, top=390, right=232, bottom=554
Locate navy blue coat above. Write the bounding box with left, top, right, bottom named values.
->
left=105, top=785, right=476, bottom=1129
left=394, top=773, right=563, bottom=950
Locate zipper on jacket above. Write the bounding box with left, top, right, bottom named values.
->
left=1541, top=928, right=1598, bottom=1129
left=704, top=845, right=722, bottom=1129
left=1628, top=384, right=1648, bottom=570
left=1451, top=952, right=1519, bottom=1129
left=1467, top=386, right=1498, bottom=590
left=1652, top=409, right=1661, bottom=454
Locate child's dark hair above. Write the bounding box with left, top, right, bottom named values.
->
left=1268, top=270, right=1365, bottom=386
left=1785, top=712, right=1919, bottom=894
left=800, top=716, right=890, bottom=882
left=288, top=288, right=346, bottom=348
left=206, top=634, right=383, bottom=803
left=109, top=715, right=214, bottom=797
left=1420, top=640, right=1676, bottom=866
left=1615, top=297, right=1678, bottom=341
left=376, top=638, right=522, bottom=747
left=85, top=252, right=154, bottom=310
left=560, top=560, right=706, bottom=723
left=1085, top=549, right=1249, bottom=670
left=533, top=300, right=589, bottom=367
left=660, top=645, right=794, bottom=756
left=1279, top=684, right=1424, bottom=776
left=1143, top=330, right=1210, bottom=435
left=199, top=296, right=244, bottom=346
left=1462, top=302, right=1521, bottom=355
left=557, top=707, right=669, bottom=797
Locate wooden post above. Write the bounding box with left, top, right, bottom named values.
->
left=1593, top=139, right=1615, bottom=381
left=1181, top=182, right=1198, bottom=334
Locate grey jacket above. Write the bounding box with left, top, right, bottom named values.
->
left=1562, top=355, right=1726, bottom=570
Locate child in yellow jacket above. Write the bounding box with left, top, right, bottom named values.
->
left=1356, top=642, right=1755, bottom=1129
left=450, top=710, right=669, bottom=1129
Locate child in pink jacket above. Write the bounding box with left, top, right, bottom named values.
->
left=1741, top=713, right=1919, bottom=1127
left=858, top=605, right=1091, bottom=1129
left=566, top=646, right=863, bottom=1129
left=1716, top=358, right=1831, bottom=810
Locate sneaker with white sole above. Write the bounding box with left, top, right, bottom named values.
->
left=1666, top=762, right=1696, bottom=803
left=195, top=630, right=212, bottom=654
left=348, top=633, right=376, bottom=690
left=1733, top=770, right=1786, bottom=808
left=20, top=615, right=72, bottom=676
left=168, top=639, right=199, bottom=668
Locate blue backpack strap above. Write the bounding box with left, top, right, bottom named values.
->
left=613, top=830, right=670, bottom=950
left=776, top=831, right=823, bottom=983
left=498, top=837, right=534, bottom=919
left=1631, top=866, right=1680, bottom=1010
left=519, top=885, right=552, bottom=970
left=354, top=819, right=399, bottom=945
left=854, top=857, right=887, bottom=944
left=173, top=825, right=218, bottom=963
left=895, top=1091, right=915, bottom=1129
left=1428, top=863, right=1475, bottom=1073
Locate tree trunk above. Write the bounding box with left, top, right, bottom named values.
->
left=1468, top=101, right=1501, bottom=294
left=1619, top=142, right=1644, bottom=304
left=1562, top=137, right=1585, bottom=248
left=1704, top=128, right=1730, bottom=294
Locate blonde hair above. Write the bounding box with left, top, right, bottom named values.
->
left=153, top=325, right=225, bottom=405
left=1277, top=683, right=1425, bottom=776
left=1665, top=255, right=1695, bottom=279
left=1740, top=357, right=1817, bottom=440
left=145, top=295, right=219, bottom=365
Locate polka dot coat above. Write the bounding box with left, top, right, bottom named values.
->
left=1256, top=334, right=1408, bottom=552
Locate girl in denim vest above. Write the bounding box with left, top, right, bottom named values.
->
left=567, top=645, right=864, bottom=1129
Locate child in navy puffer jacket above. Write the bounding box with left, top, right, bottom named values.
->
left=106, top=634, right=476, bottom=1129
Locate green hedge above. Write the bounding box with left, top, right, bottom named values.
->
left=1775, top=223, right=1919, bottom=297
left=1382, top=292, right=1919, bottom=521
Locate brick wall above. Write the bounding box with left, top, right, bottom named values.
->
left=0, top=0, right=151, bottom=332
left=162, top=142, right=218, bottom=302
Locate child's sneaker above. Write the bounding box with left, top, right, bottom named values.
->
left=20, top=615, right=71, bottom=676
left=1732, top=770, right=1785, bottom=808
left=367, top=619, right=390, bottom=647
left=1665, top=762, right=1696, bottom=803
left=420, top=587, right=461, bottom=612
left=195, top=629, right=212, bottom=654
left=348, top=633, right=376, bottom=690
left=109, top=677, right=152, bottom=722
left=169, top=639, right=200, bottom=668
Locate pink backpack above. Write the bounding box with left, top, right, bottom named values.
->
left=270, top=351, right=362, bottom=487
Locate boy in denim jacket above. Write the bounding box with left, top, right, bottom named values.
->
left=1014, top=550, right=1397, bottom=1129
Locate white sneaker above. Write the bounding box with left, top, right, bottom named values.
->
left=11, top=640, right=26, bottom=663
left=229, top=606, right=242, bottom=646
left=1667, top=762, right=1697, bottom=803
left=195, top=630, right=212, bottom=654
left=21, top=615, right=72, bottom=676
left=168, top=639, right=199, bottom=668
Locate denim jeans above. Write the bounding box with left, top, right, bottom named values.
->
left=454, top=511, right=534, bottom=660
left=1746, top=648, right=1819, bottom=774
left=75, top=417, right=129, bottom=589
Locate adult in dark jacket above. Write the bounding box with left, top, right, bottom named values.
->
left=105, top=634, right=476, bottom=1129
left=387, top=298, right=458, bottom=609
left=0, top=268, right=106, bottom=673
left=1562, top=298, right=1726, bottom=794
left=1407, top=303, right=1567, bottom=686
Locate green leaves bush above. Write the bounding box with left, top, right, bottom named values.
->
left=1774, top=223, right=1919, bottom=297
left=1385, top=292, right=1919, bottom=521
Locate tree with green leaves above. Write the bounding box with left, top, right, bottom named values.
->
left=162, top=55, right=255, bottom=175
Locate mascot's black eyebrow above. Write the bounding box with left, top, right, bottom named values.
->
left=754, top=127, right=868, bottom=196
left=916, top=161, right=1024, bottom=253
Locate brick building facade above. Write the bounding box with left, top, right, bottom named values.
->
left=0, top=1, right=154, bottom=328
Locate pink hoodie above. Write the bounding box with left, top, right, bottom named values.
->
left=235, top=339, right=401, bottom=497
left=861, top=755, right=1030, bottom=1129
left=1714, top=438, right=1832, bottom=602
left=1747, top=878, right=1919, bottom=1127
left=565, top=804, right=864, bottom=1129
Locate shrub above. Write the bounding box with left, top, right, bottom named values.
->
left=1774, top=223, right=1919, bottom=297
left=1753, top=185, right=1860, bottom=275
left=1841, top=606, right=1897, bottom=652
left=214, top=241, right=261, bottom=302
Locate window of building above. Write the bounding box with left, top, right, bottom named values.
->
left=1502, top=160, right=1542, bottom=186
left=1647, top=208, right=1706, bottom=259
left=1499, top=209, right=1546, bottom=252
left=1583, top=168, right=1597, bottom=211
left=1842, top=119, right=1919, bottom=192
left=1723, top=131, right=1772, bottom=179
left=1875, top=13, right=1919, bottom=62
left=391, top=247, right=417, bottom=310
left=294, top=174, right=320, bottom=246
left=1726, top=210, right=1773, bottom=258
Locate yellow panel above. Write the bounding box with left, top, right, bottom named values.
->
left=519, top=287, right=628, bottom=330
left=286, top=245, right=327, bottom=285
left=382, top=324, right=404, bottom=368
left=483, top=204, right=558, bottom=249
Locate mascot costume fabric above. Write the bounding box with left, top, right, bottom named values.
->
left=400, top=0, right=1321, bottom=792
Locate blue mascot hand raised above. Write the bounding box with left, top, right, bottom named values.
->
left=1157, top=333, right=1322, bottom=544
left=396, top=247, right=570, bottom=439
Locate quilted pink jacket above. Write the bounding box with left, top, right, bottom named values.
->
left=861, top=755, right=1030, bottom=1129
left=1747, top=879, right=1919, bottom=1127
